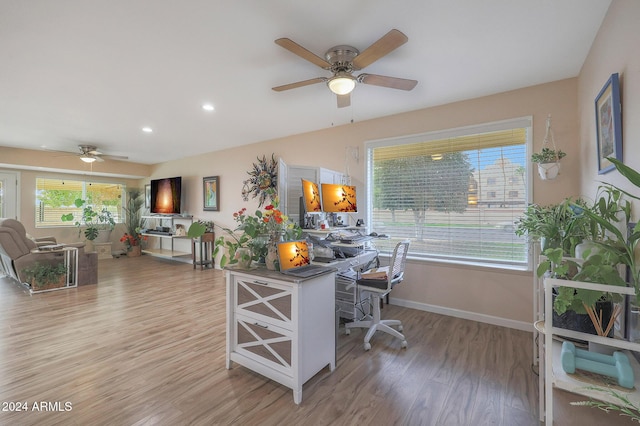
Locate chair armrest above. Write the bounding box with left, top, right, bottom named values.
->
left=33, top=236, right=58, bottom=247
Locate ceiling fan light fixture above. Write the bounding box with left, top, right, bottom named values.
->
left=328, top=73, right=356, bottom=95
left=80, top=155, right=96, bottom=163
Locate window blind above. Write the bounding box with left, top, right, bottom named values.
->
left=366, top=118, right=530, bottom=268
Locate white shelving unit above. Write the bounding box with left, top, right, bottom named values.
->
left=141, top=215, right=193, bottom=260
left=536, top=275, right=640, bottom=424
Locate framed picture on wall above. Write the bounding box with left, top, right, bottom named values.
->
left=203, top=176, right=220, bottom=211
left=595, top=72, right=623, bottom=174
left=144, top=184, right=151, bottom=208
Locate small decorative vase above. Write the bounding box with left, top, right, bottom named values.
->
left=265, top=232, right=283, bottom=271
left=537, top=162, right=560, bottom=180
left=235, top=247, right=252, bottom=269
left=129, top=245, right=142, bottom=257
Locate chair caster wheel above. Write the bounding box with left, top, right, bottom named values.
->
left=401, top=340, right=408, bottom=349
left=364, top=342, right=371, bottom=351
left=345, top=328, right=351, bottom=335
left=398, top=325, right=403, bottom=331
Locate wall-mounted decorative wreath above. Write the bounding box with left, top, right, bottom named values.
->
left=241, top=154, right=278, bottom=207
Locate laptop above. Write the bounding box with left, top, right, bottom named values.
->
left=277, top=240, right=328, bottom=278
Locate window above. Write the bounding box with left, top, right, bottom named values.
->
left=35, top=178, right=125, bottom=228
left=366, top=117, right=531, bottom=269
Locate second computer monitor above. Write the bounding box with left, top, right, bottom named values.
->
left=321, top=183, right=357, bottom=212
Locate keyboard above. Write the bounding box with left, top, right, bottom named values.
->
left=339, top=235, right=372, bottom=244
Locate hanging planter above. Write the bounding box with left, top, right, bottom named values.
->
left=531, top=115, right=566, bottom=180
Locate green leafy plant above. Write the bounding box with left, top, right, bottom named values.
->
left=515, top=199, right=588, bottom=255
left=213, top=198, right=302, bottom=268
left=121, top=190, right=147, bottom=250
left=538, top=247, right=626, bottom=336
left=531, top=147, right=566, bottom=163
left=61, top=198, right=116, bottom=241
left=22, top=262, right=67, bottom=289
left=571, top=386, right=640, bottom=422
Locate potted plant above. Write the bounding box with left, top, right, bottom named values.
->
left=61, top=198, right=116, bottom=242
left=531, top=147, right=566, bottom=180
left=120, top=189, right=147, bottom=256
left=538, top=247, right=626, bottom=337
left=213, top=200, right=302, bottom=269
left=21, top=261, right=68, bottom=291
left=515, top=198, right=588, bottom=255
left=213, top=207, right=267, bottom=269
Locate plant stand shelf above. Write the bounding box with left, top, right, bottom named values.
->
left=536, top=276, right=640, bottom=424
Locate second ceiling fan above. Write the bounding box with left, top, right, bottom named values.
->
left=272, top=29, right=418, bottom=108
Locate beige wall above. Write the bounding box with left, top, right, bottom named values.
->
left=11, top=3, right=635, bottom=327
left=150, top=78, right=581, bottom=328
left=578, top=0, right=640, bottom=211
left=0, top=147, right=149, bottom=248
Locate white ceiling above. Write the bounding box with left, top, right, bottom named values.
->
left=0, top=0, right=611, bottom=165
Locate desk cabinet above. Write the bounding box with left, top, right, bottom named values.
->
left=226, top=268, right=336, bottom=404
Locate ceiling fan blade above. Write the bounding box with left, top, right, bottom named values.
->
left=337, top=93, right=350, bottom=108
left=275, top=38, right=331, bottom=69
left=352, top=29, right=408, bottom=70
left=272, top=77, right=326, bottom=92
left=102, top=154, right=129, bottom=161
left=359, top=73, right=418, bottom=91
left=94, top=156, right=105, bottom=162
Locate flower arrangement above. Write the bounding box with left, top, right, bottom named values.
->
left=214, top=197, right=302, bottom=269
left=120, top=232, right=147, bottom=250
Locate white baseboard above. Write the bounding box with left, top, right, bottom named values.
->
left=389, top=297, right=533, bottom=332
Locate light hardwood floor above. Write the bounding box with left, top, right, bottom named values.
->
left=0, top=256, right=633, bottom=425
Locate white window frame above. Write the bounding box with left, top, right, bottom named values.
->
left=365, top=116, right=533, bottom=270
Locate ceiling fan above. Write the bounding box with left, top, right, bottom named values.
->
left=272, top=29, right=418, bottom=108
left=71, top=145, right=128, bottom=163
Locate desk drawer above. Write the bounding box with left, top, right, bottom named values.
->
left=234, top=276, right=293, bottom=330
left=234, top=313, right=293, bottom=376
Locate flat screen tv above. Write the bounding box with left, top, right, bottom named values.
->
left=150, top=176, right=182, bottom=214
left=321, top=183, right=357, bottom=212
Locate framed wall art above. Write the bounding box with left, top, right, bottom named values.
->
left=203, top=176, right=220, bottom=211
left=595, top=72, right=622, bottom=174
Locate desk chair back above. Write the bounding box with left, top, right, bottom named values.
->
left=357, top=239, right=410, bottom=294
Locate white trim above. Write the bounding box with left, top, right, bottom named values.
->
left=0, top=163, right=146, bottom=179
left=365, top=116, right=533, bottom=149
left=389, top=296, right=533, bottom=332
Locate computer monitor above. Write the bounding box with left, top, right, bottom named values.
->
left=321, top=183, right=357, bottom=212
left=301, top=179, right=322, bottom=212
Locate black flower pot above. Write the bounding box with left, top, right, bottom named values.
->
left=552, top=295, right=613, bottom=338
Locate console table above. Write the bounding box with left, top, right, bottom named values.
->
left=226, top=267, right=336, bottom=404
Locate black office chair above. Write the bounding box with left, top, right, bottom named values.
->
left=345, top=239, right=410, bottom=350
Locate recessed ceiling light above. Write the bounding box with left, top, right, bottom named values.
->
left=142, top=127, right=153, bottom=133
left=202, top=103, right=214, bottom=112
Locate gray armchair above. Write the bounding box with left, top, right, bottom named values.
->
left=0, top=218, right=98, bottom=286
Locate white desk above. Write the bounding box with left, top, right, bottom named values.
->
left=303, top=226, right=366, bottom=236
left=312, top=249, right=378, bottom=272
